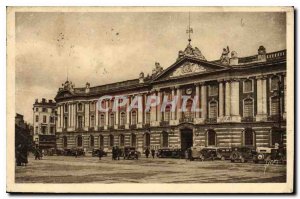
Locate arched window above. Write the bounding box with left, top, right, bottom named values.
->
left=144, top=133, right=150, bottom=148
left=119, top=134, right=125, bottom=147
left=76, top=135, right=83, bottom=147
left=244, top=128, right=254, bottom=146
left=271, top=76, right=280, bottom=91
left=183, top=99, right=193, bottom=119
left=244, top=98, right=254, bottom=117
left=120, top=112, right=126, bottom=125
left=63, top=136, right=67, bottom=148
left=90, top=115, right=95, bottom=127
left=271, top=96, right=280, bottom=115
left=207, top=130, right=216, bottom=146
left=89, top=135, right=94, bottom=147
left=164, top=106, right=171, bottom=121
left=109, top=113, right=115, bottom=127
left=244, top=79, right=253, bottom=93
left=209, top=101, right=218, bottom=119
left=162, top=131, right=169, bottom=148
left=99, top=135, right=104, bottom=148
left=131, top=111, right=137, bottom=125
left=271, top=129, right=282, bottom=146
left=99, top=114, right=105, bottom=127
left=78, top=103, right=83, bottom=111
left=109, top=134, right=114, bottom=147
left=131, top=133, right=136, bottom=147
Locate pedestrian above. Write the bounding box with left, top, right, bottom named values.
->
left=98, top=148, right=103, bottom=160
left=112, top=146, right=115, bottom=160
left=145, top=148, right=150, bottom=158
left=151, top=149, right=155, bottom=159
left=185, top=149, right=189, bottom=162
left=34, top=147, right=40, bottom=160
left=75, top=150, right=78, bottom=158
left=188, top=148, right=192, bottom=161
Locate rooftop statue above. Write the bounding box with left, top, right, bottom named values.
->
left=220, top=46, right=230, bottom=65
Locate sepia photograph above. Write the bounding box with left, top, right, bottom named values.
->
left=6, top=6, right=294, bottom=193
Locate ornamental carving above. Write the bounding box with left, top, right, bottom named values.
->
left=170, top=62, right=206, bottom=77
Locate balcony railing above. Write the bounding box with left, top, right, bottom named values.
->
left=160, top=121, right=170, bottom=127
left=119, top=125, right=125, bottom=129
left=206, top=118, right=217, bottom=124
left=130, top=124, right=137, bottom=129
left=179, top=117, right=194, bottom=123
left=241, top=117, right=255, bottom=122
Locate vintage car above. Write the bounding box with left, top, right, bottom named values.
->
left=198, top=148, right=218, bottom=161
left=253, top=147, right=286, bottom=164
left=91, top=149, right=108, bottom=157
left=63, top=148, right=85, bottom=156
left=216, top=148, right=232, bottom=160
left=156, top=148, right=183, bottom=158
left=230, top=146, right=257, bottom=163
left=253, top=147, right=273, bottom=164
left=123, top=147, right=140, bottom=160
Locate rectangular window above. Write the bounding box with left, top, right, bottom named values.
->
left=146, top=112, right=150, bottom=124
left=42, top=108, right=47, bottom=112
left=78, top=116, right=83, bottom=128
left=50, top=126, right=54, bottom=134
left=243, top=80, right=253, bottom=93
left=209, top=85, right=218, bottom=96
left=244, top=99, right=254, bottom=117
left=43, top=116, right=47, bottom=123
left=271, top=97, right=279, bottom=115
left=100, top=114, right=105, bottom=127
left=35, top=108, right=39, bottom=112
left=35, top=115, right=39, bottom=122
left=35, top=126, right=38, bottom=134
left=209, top=102, right=218, bottom=119
left=41, top=126, right=46, bottom=134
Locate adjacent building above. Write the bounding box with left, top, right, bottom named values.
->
left=32, top=98, right=57, bottom=149
left=54, top=40, right=286, bottom=153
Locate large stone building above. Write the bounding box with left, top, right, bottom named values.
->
left=55, top=41, right=286, bottom=153
left=32, top=98, right=57, bottom=149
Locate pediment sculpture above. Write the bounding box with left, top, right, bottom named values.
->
left=170, top=62, right=206, bottom=77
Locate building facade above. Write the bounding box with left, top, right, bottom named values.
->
left=55, top=42, right=286, bottom=153
left=32, top=98, right=57, bottom=149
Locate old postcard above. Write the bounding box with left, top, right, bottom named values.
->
left=7, top=6, right=294, bottom=193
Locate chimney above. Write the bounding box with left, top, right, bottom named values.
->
left=229, top=51, right=239, bottom=66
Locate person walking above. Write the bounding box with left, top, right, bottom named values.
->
left=185, top=149, right=189, bottom=162
left=145, top=148, right=150, bottom=158
left=151, top=149, right=155, bottom=159
left=98, top=148, right=103, bottom=160
left=112, top=146, right=116, bottom=160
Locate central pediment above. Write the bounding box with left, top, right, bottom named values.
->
left=169, top=62, right=206, bottom=78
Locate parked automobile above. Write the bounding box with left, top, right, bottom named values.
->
left=253, top=147, right=273, bottom=164
left=230, top=146, right=257, bottom=163
left=157, top=148, right=183, bottom=158
left=123, top=147, right=140, bottom=160
left=199, top=148, right=218, bottom=161
left=269, top=148, right=286, bottom=164
left=92, top=149, right=108, bottom=157
left=63, top=148, right=85, bottom=156
left=216, top=148, right=232, bottom=160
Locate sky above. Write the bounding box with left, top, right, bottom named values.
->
left=15, top=11, right=286, bottom=122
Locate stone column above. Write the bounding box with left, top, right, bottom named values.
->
left=126, top=97, right=131, bottom=128
left=115, top=99, right=119, bottom=126
left=218, top=80, right=224, bottom=118
left=95, top=101, right=98, bottom=129
left=150, top=91, right=157, bottom=122
left=230, top=79, right=241, bottom=122
left=200, top=83, right=207, bottom=120
left=84, top=102, right=89, bottom=128
left=57, top=105, right=61, bottom=128
left=171, top=87, right=176, bottom=120
left=68, top=104, right=71, bottom=128
left=157, top=90, right=162, bottom=122
left=256, top=76, right=267, bottom=121
left=225, top=80, right=231, bottom=117
left=176, top=86, right=182, bottom=120
left=138, top=94, right=143, bottom=126
left=195, top=83, right=200, bottom=118
left=105, top=100, right=109, bottom=127
left=72, top=103, right=76, bottom=128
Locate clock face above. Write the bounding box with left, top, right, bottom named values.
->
left=186, top=88, right=192, bottom=95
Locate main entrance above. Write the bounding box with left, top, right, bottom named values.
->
left=180, top=128, right=193, bottom=151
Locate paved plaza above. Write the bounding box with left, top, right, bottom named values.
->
left=15, top=155, right=286, bottom=183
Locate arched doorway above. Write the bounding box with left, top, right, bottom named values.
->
left=76, top=135, right=83, bottom=148
left=180, top=128, right=193, bottom=151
